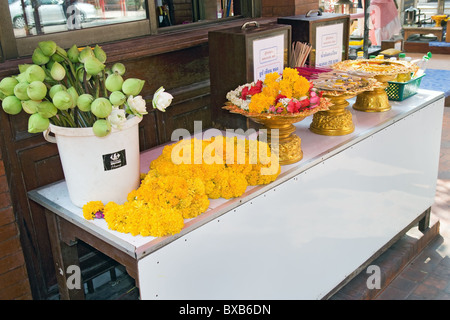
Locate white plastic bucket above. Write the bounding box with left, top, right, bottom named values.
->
left=44, top=116, right=142, bottom=208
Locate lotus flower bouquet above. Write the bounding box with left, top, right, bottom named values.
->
left=0, top=40, right=173, bottom=137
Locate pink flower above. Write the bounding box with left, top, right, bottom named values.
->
left=276, top=107, right=284, bottom=114
left=269, top=106, right=277, bottom=113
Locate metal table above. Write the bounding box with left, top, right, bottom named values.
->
left=29, top=89, right=445, bottom=300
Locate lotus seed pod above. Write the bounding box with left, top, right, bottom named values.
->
left=38, top=40, right=57, bottom=56
left=27, top=81, right=47, bottom=100
left=26, top=65, right=46, bottom=83
left=2, top=95, right=22, bottom=115
left=77, top=93, right=94, bottom=112
left=109, top=91, right=126, bottom=106
left=28, top=113, right=50, bottom=133
left=52, top=90, right=73, bottom=110
left=91, top=97, right=112, bottom=118
left=0, top=77, right=19, bottom=96
left=37, top=101, right=58, bottom=118
left=13, top=82, right=30, bottom=100
left=32, top=48, right=50, bottom=65
left=92, top=119, right=111, bottom=137
left=50, top=61, right=66, bottom=81
left=122, top=78, right=145, bottom=96
left=105, top=73, right=124, bottom=92
left=22, top=100, right=41, bottom=114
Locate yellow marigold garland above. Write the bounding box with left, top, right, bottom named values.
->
left=83, top=136, right=280, bottom=238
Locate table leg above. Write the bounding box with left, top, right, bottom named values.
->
left=418, top=207, right=431, bottom=232
left=45, top=209, right=85, bottom=300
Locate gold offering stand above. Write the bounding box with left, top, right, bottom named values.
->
left=309, top=91, right=358, bottom=136
left=332, top=60, right=418, bottom=113
left=223, top=100, right=331, bottom=165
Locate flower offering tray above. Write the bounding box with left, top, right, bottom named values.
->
left=223, top=100, right=330, bottom=165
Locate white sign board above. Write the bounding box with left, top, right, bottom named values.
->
left=253, top=34, right=284, bottom=81
left=315, top=23, right=344, bottom=67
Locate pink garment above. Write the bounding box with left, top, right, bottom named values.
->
left=364, top=0, right=401, bottom=45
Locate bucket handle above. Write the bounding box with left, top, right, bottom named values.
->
left=43, top=128, right=57, bottom=144
left=241, top=21, right=260, bottom=30
left=306, top=9, right=322, bottom=17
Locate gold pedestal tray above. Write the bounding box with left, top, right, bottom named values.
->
left=310, top=92, right=356, bottom=136
left=352, top=74, right=395, bottom=112
left=223, top=101, right=330, bottom=165
left=332, top=59, right=418, bottom=113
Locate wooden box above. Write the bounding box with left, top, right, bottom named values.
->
left=209, top=22, right=291, bottom=129
left=277, top=11, right=350, bottom=67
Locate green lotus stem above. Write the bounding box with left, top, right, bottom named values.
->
left=60, top=110, right=77, bottom=127
left=55, top=51, right=84, bottom=95
left=101, top=70, right=107, bottom=98
left=94, top=76, right=100, bottom=99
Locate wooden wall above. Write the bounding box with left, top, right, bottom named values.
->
left=0, top=17, right=278, bottom=300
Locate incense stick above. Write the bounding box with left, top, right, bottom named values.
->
left=290, top=42, right=312, bottom=67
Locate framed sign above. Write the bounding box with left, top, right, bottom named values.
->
left=315, top=23, right=344, bottom=67
left=252, top=34, right=285, bottom=81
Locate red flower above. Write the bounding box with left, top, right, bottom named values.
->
left=275, top=94, right=287, bottom=104
left=298, top=98, right=310, bottom=110
left=240, top=80, right=263, bottom=100
left=287, top=100, right=301, bottom=113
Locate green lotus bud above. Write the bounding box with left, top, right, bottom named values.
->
left=51, top=46, right=68, bottom=62
left=2, top=95, right=22, bottom=115
left=84, top=56, right=105, bottom=76
left=92, top=119, right=111, bottom=137
left=105, top=73, right=123, bottom=92
left=91, top=97, right=112, bottom=118
left=26, top=65, right=46, bottom=83
left=111, top=62, right=126, bottom=76
left=52, top=90, right=73, bottom=110
left=109, top=91, right=126, bottom=106
left=37, top=101, right=58, bottom=118
left=78, top=46, right=94, bottom=63
left=32, top=48, right=50, bottom=65
left=77, top=67, right=91, bottom=82
left=14, top=72, right=28, bottom=83
left=38, top=40, right=57, bottom=56
left=67, top=86, right=78, bottom=108
left=27, top=81, right=47, bottom=100
left=94, top=45, right=107, bottom=63
left=18, top=64, right=32, bottom=74
left=67, top=45, right=80, bottom=63
left=50, top=61, right=66, bottom=81
left=22, top=100, right=40, bottom=114
left=0, top=77, right=19, bottom=96
left=28, top=113, right=50, bottom=133
left=49, top=84, right=66, bottom=99
left=77, top=93, right=94, bottom=112
left=13, top=82, right=30, bottom=100
left=122, top=78, right=145, bottom=96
